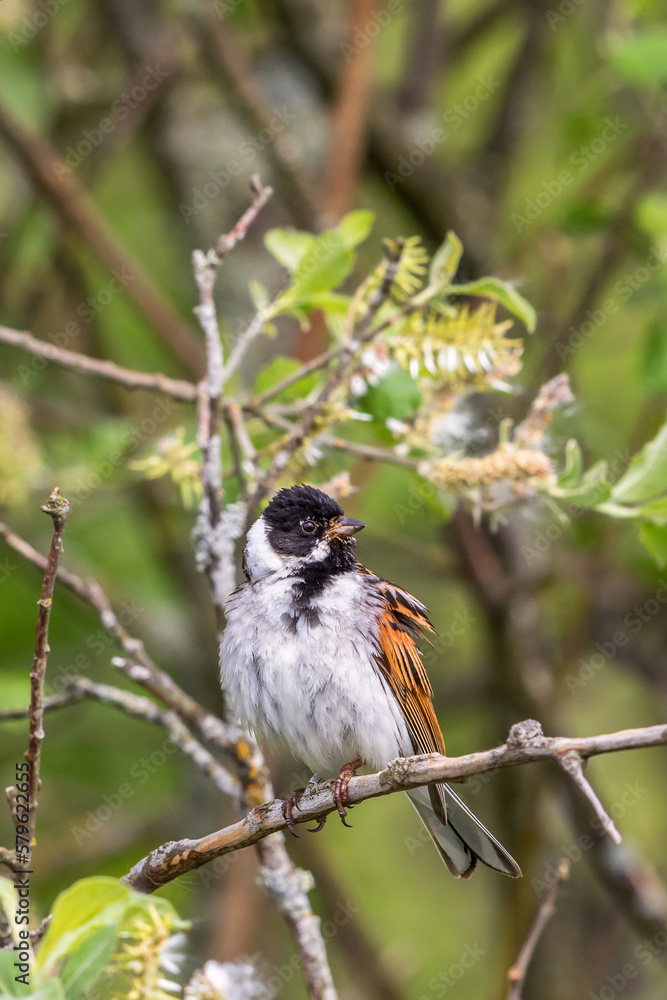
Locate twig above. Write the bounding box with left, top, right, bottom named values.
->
left=204, top=174, right=273, bottom=393
left=216, top=177, right=274, bottom=260
left=219, top=307, right=272, bottom=390
left=0, top=522, right=245, bottom=761
left=562, top=773, right=667, bottom=954
left=69, top=676, right=240, bottom=801
left=0, top=690, right=86, bottom=720
left=317, top=435, right=421, bottom=470
left=17, top=489, right=69, bottom=863
left=249, top=243, right=404, bottom=508
left=2, top=672, right=241, bottom=801
left=0, top=326, right=198, bottom=402
left=204, top=679, right=331, bottom=1000
left=249, top=345, right=340, bottom=407
left=558, top=751, right=622, bottom=845
left=223, top=403, right=258, bottom=491
left=506, top=858, right=570, bottom=1000
left=121, top=719, right=667, bottom=892
left=255, top=836, right=338, bottom=1000
left=188, top=180, right=338, bottom=1000
left=192, top=177, right=272, bottom=610
left=251, top=405, right=422, bottom=471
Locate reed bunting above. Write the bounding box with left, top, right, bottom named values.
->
left=220, top=484, right=520, bottom=878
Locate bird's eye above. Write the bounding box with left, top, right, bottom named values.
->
left=301, top=519, right=317, bottom=534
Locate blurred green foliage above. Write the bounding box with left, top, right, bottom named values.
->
left=1, top=1, right=667, bottom=999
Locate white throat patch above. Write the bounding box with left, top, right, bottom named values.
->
left=244, top=518, right=288, bottom=580
left=244, top=516, right=333, bottom=581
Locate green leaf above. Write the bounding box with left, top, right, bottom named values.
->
left=0, top=950, right=30, bottom=997
left=640, top=522, right=667, bottom=566
left=552, top=456, right=611, bottom=507
left=449, top=277, right=537, bottom=332
left=0, top=878, right=20, bottom=945
left=289, top=236, right=354, bottom=299
left=305, top=292, right=351, bottom=315
left=611, top=416, right=667, bottom=503
left=636, top=193, right=667, bottom=241
left=59, top=925, right=118, bottom=1000
left=36, top=878, right=130, bottom=979
left=264, top=228, right=316, bottom=272
left=334, top=210, right=375, bottom=249
left=609, top=28, right=667, bottom=86
left=428, top=231, right=462, bottom=290
left=639, top=319, right=667, bottom=394
left=558, top=439, right=584, bottom=488
left=267, top=213, right=371, bottom=320
left=18, top=983, right=65, bottom=1000
left=359, top=366, right=422, bottom=422
left=253, top=357, right=319, bottom=401
left=248, top=279, right=270, bottom=311
left=264, top=212, right=372, bottom=279
left=635, top=496, right=667, bottom=524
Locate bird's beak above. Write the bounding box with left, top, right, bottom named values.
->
left=330, top=516, right=366, bottom=537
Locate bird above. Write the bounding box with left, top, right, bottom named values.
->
left=220, top=483, right=521, bottom=878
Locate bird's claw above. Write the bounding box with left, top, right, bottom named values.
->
left=281, top=789, right=305, bottom=837
left=333, top=759, right=362, bottom=828
left=307, top=815, right=327, bottom=833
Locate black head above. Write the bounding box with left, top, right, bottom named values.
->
left=262, top=484, right=365, bottom=567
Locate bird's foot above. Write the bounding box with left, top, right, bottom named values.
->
left=304, top=774, right=328, bottom=832
left=333, top=759, right=362, bottom=828
left=281, top=788, right=305, bottom=838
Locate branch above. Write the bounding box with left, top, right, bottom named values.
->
left=0, top=673, right=241, bottom=801
left=558, top=750, right=622, bottom=845
left=251, top=406, right=422, bottom=471
left=74, top=676, right=239, bottom=801
left=249, top=243, right=404, bottom=508
left=0, top=522, right=246, bottom=763
left=122, top=720, right=667, bottom=892
left=192, top=176, right=272, bottom=618
left=0, top=98, right=203, bottom=376
left=249, top=345, right=340, bottom=407
left=188, top=181, right=338, bottom=1000
left=561, top=772, right=667, bottom=952
left=215, top=176, right=275, bottom=261
left=0, top=326, right=198, bottom=402
left=0, top=690, right=85, bottom=721
left=11, top=488, right=70, bottom=866
left=506, top=858, right=570, bottom=1000
left=317, top=435, right=421, bottom=470
left=255, top=836, right=338, bottom=1000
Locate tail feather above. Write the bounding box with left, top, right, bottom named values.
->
left=407, top=785, right=521, bottom=879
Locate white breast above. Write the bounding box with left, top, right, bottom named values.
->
left=220, top=571, right=412, bottom=775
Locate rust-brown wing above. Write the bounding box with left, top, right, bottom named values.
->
left=360, top=572, right=521, bottom=878
left=372, top=582, right=444, bottom=755
left=359, top=567, right=448, bottom=821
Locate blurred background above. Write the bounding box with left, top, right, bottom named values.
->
left=1, top=1, right=667, bottom=997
